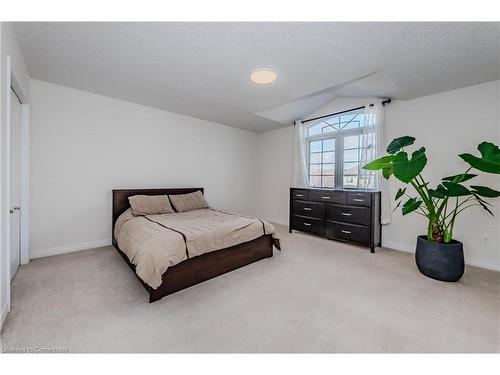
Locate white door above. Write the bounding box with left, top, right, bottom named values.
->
left=10, top=88, right=22, bottom=280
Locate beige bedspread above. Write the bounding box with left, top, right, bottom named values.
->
left=114, top=208, right=278, bottom=289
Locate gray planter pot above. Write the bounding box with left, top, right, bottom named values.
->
left=415, top=235, right=465, bottom=282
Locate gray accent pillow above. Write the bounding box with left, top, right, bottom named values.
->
left=169, top=191, right=209, bottom=212
left=128, top=195, right=174, bottom=216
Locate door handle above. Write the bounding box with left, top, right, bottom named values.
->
left=321, top=196, right=331, bottom=199
left=303, top=207, right=312, bottom=211
left=341, top=229, right=352, bottom=234
left=303, top=223, right=312, bottom=226
left=341, top=212, right=352, bottom=216
left=353, top=198, right=364, bottom=202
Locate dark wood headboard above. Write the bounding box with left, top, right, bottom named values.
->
left=112, top=188, right=204, bottom=241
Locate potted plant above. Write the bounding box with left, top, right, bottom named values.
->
left=364, top=136, right=500, bottom=281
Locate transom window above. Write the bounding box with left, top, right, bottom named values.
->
left=305, top=109, right=374, bottom=189
left=307, top=111, right=365, bottom=136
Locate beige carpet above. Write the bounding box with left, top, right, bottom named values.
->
left=1, top=225, right=499, bottom=353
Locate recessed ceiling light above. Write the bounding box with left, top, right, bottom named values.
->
left=250, top=69, right=277, bottom=84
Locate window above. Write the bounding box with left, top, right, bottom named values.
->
left=305, top=109, right=375, bottom=189
left=308, top=138, right=335, bottom=188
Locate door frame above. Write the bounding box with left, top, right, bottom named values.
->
left=2, top=56, right=30, bottom=324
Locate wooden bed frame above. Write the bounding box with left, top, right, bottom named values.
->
left=112, top=188, right=274, bottom=303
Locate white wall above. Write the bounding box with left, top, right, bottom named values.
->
left=255, top=126, right=293, bottom=225
left=255, top=81, right=500, bottom=270
left=29, top=79, right=258, bottom=255
left=0, top=22, right=31, bottom=328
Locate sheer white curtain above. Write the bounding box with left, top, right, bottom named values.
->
left=292, top=120, right=309, bottom=187
left=360, top=100, right=391, bottom=224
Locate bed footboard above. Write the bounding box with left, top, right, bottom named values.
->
left=114, top=234, right=273, bottom=303
left=148, top=234, right=273, bottom=302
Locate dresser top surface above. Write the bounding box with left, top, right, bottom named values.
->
left=290, top=187, right=380, bottom=193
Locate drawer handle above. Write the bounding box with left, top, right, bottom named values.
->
left=321, top=196, right=331, bottom=199
left=303, top=223, right=312, bottom=226
left=296, top=194, right=304, bottom=197
left=353, top=198, right=364, bottom=202
left=303, top=207, right=312, bottom=211
left=341, top=229, right=352, bottom=234
left=341, top=212, right=352, bottom=216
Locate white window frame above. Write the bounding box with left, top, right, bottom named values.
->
left=305, top=110, right=367, bottom=189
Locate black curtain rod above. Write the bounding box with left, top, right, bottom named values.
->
left=300, top=98, right=391, bottom=124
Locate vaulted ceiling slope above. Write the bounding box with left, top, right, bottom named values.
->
left=13, top=22, right=500, bottom=132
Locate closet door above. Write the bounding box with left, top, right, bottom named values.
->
left=10, top=88, right=22, bottom=280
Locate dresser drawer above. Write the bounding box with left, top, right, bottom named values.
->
left=347, top=193, right=371, bottom=207
left=293, top=200, right=325, bottom=218
left=326, top=220, right=370, bottom=244
left=292, top=190, right=309, bottom=200
left=309, top=191, right=346, bottom=204
left=293, top=215, right=325, bottom=235
left=326, top=204, right=371, bottom=226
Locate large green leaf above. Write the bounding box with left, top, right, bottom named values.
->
left=363, top=155, right=393, bottom=170
left=428, top=188, right=446, bottom=199
left=459, top=142, right=500, bottom=174
left=433, top=184, right=464, bottom=198
left=470, top=185, right=500, bottom=198
left=363, top=155, right=394, bottom=180
left=392, top=147, right=427, bottom=183
left=386, top=136, right=416, bottom=154
left=402, top=197, right=422, bottom=216
left=395, top=187, right=406, bottom=200
left=382, top=165, right=393, bottom=179
left=440, top=182, right=472, bottom=197
left=442, top=173, right=477, bottom=183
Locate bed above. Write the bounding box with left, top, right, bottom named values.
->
left=112, top=188, right=278, bottom=302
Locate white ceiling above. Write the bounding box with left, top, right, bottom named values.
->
left=13, top=22, right=500, bottom=132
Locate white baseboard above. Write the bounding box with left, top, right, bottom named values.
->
left=383, top=241, right=500, bottom=272
left=31, top=239, right=112, bottom=259
left=28, top=236, right=500, bottom=272
left=383, top=240, right=415, bottom=253
left=463, top=257, right=500, bottom=272
left=1, top=301, right=9, bottom=332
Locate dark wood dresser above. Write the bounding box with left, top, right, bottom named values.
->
left=289, top=188, right=381, bottom=252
